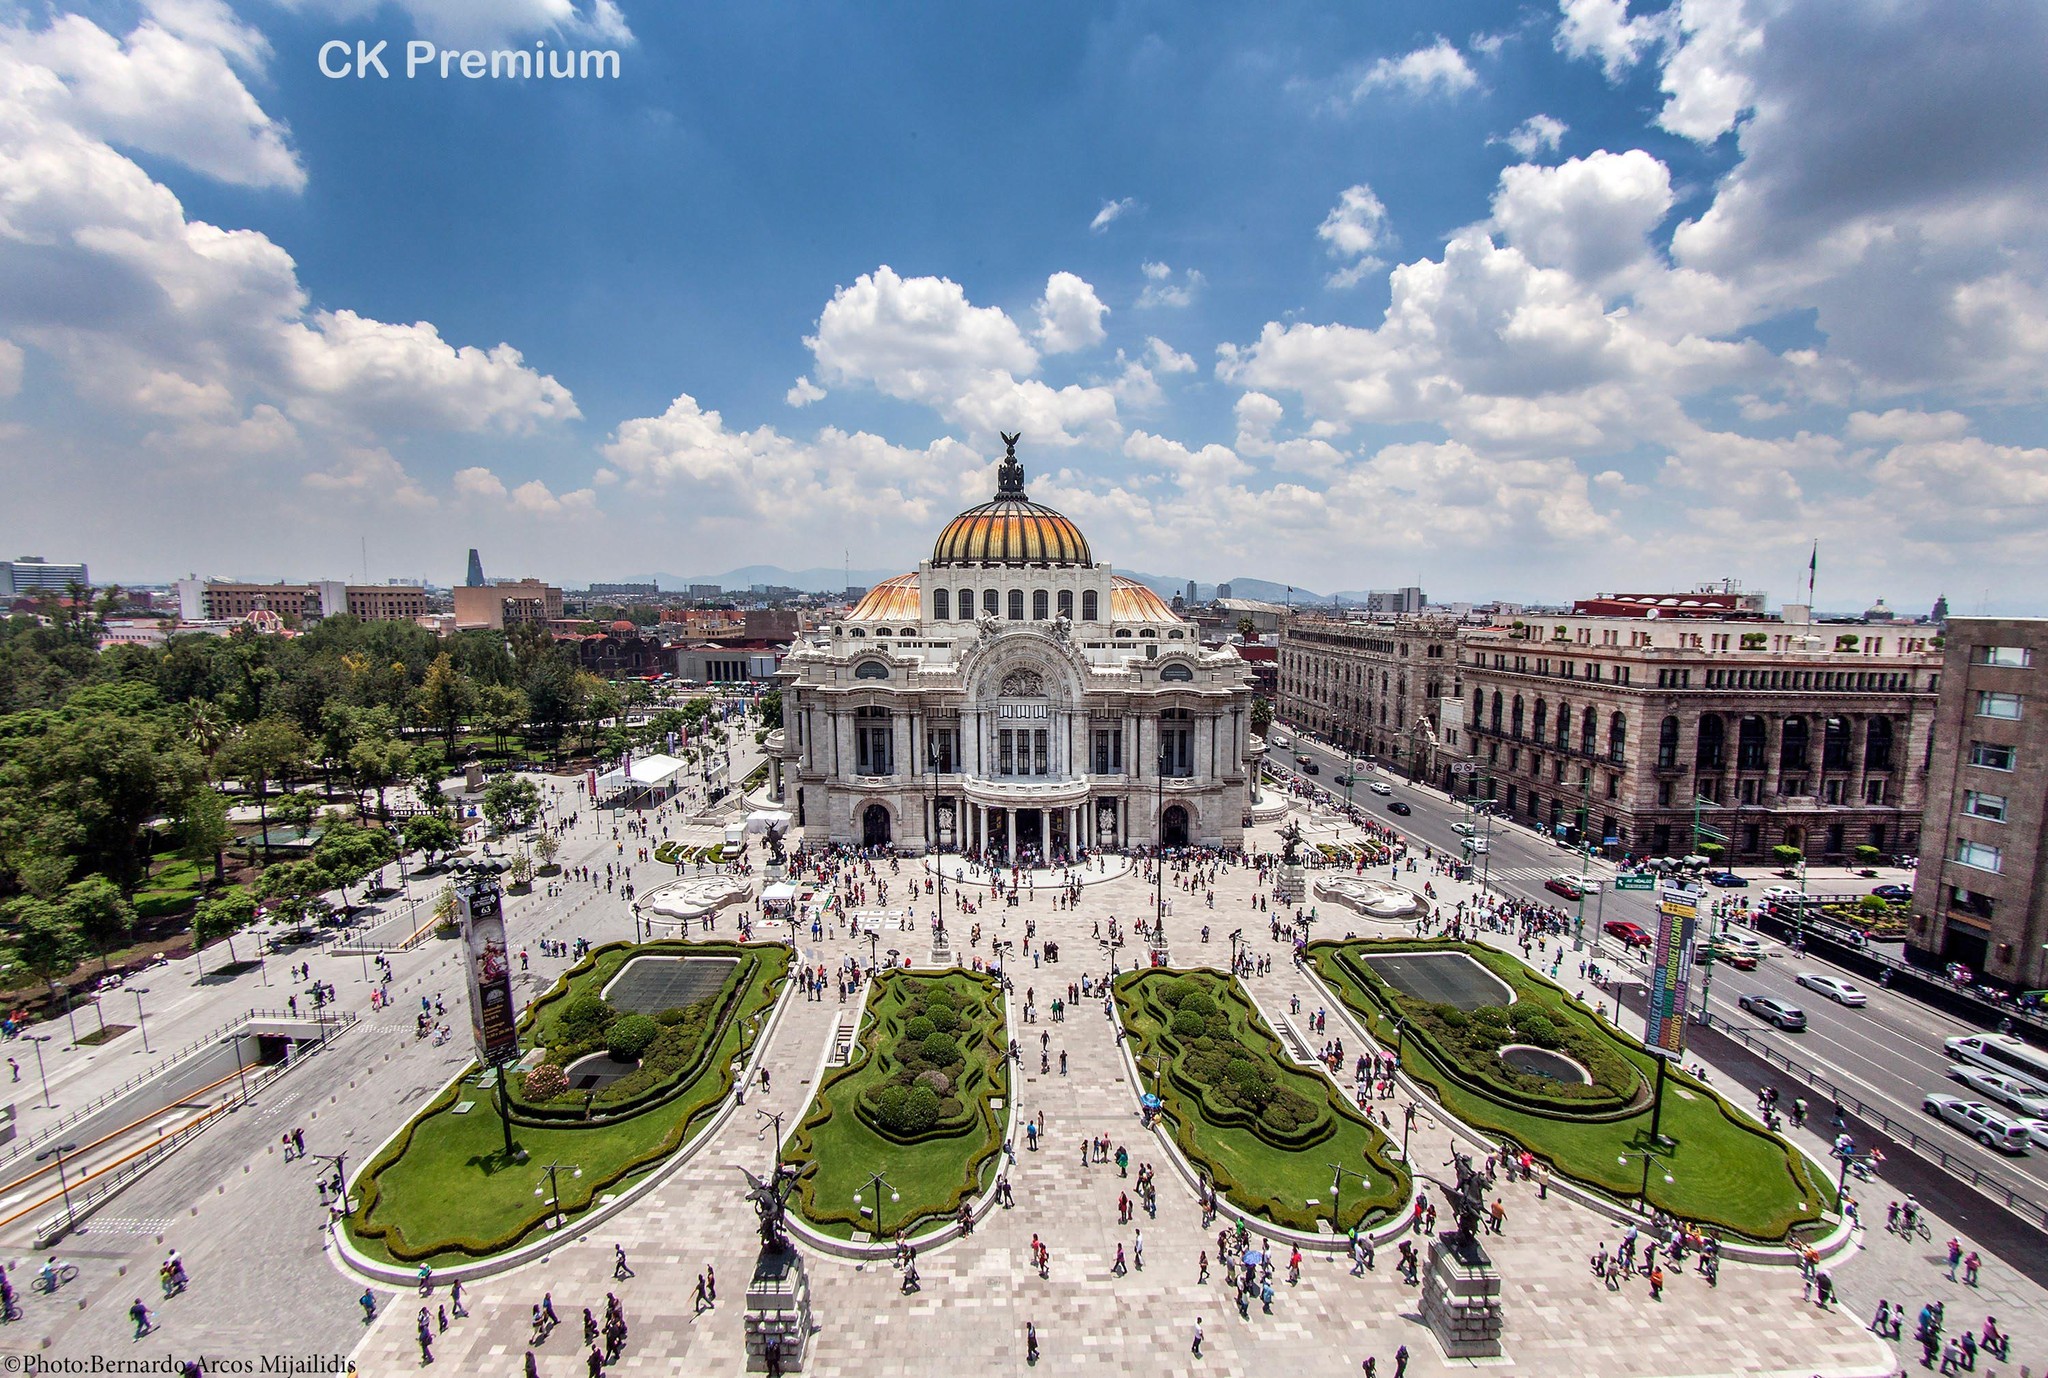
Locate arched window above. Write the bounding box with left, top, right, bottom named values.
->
left=1032, top=589, right=1049, bottom=620
left=932, top=588, right=950, bottom=622
left=1657, top=715, right=1680, bottom=768
left=1696, top=714, right=1725, bottom=768
left=1737, top=715, right=1766, bottom=769
left=1115, top=628, right=1132, bottom=638
left=850, top=628, right=866, bottom=638
left=875, top=627, right=892, bottom=636
left=1472, top=687, right=1484, bottom=724
left=1532, top=699, right=1548, bottom=741
left=1081, top=589, right=1099, bottom=621
left=899, top=628, right=915, bottom=638
left=1489, top=693, right=1503, bottom=733
left=854, top=660, right=890, bottom=679
left=1140, top=628, right=1157, bottom=638
left=1580, top=707, right=1597, bottom=755
left=1058, top=590, right=1074, bottom=620
left=1865, top=716, right=1894, bottom=771
left=1608, top=713, right=1627, bottom=764
left=854, top=705, right=893, bottom=775
left=1510, top=696, right=1524, bottom=739
left=1554, top=701, right=1569, bottom=748
left=1822, top=716, right=1851, bottom=771
left=1781, top=717, right=1809, bottom=771
left=1161, top=663, right=1193, bottom=682
left=958, top=588, right=974, bottom=620
left=983, top=589, right=999, bottom=618
left=1007, top=589, right=1024, bottom=621
left=1169, top=630, right=1184, bottom=639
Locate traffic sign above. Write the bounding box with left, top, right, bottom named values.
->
left=1614, top=874, right=1655, bottom=891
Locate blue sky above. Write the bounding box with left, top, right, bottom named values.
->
left=2, top=0, right=2044, bottom=610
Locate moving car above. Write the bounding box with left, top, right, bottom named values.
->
left=1922, top=1093, right=2032, bottom=1154
left=1451, top=822, right=1477, bottom=837
left=1707, top=871, right=1749, bottom=888
left=1761, top=885, right=1805, bottom=903
left=2018, top=1119, right=2048, bottom=1153
left=1333, top=773, right=1355, bottom=786
left=1463, top=837, right=1489, bottom=855
left=1545, top=876, right=1586, bottom=901
left=1697, top=936, right=1756, bottom=969
left=1302, top=761, right=1320, bottom=775
left=1603, top=920, right=1653, bottom=949
left=1794, top=972, right=1868, bottom=1006
left=1368, top=781, right=1393, bottom=796
left=1737, top=993, right=1808, bottom=1030
left=1386, top=800, right=1412, bottom=815
left=1945, top=1066, right=2048, bottom=1118
left=1872, top=883, right=1913, bottom=902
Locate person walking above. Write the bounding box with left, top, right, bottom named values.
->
left=1133, top=1229, right=1144, bottom=1271
left=706, top=1264, right=716, bottom=1303
left=615, top=1243, right=633, bottom=1279
left=694, top=1272, right=708, bottom=1314
left=1192, top=1317, right=1204, bottom=1359
left=1393, top=1344, right=1409, bottom=1378
left=130, top=1297, right=152, bottom=1338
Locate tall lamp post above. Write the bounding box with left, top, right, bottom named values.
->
left=1617, top=1148, right=1674, bottom=1212
left=25, top=1033, right=55, bottom=1110
left=854, top=1169, right=901, bottom=1236
left=36, top=1141, right=80, bottom=1235
left=131, top=986, right=152, bottom=1054
left=1327, top=1161, right=1375, bottom=1229
left=928, top=743, right=946, bottom=938
left=534, top=1160, right=583, bottom=1230
left=1155, top=750, right=1170, bottom=931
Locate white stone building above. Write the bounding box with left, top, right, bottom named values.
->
left=774, top=440, right=1259, bottom=856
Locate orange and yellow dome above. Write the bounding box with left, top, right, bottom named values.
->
left=930, top=435, right=1092, bottom=567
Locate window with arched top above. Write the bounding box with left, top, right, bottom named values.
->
left=875, top=627, right=892, bottom=636
left=1695, top=714, right=1725, bottom=768
left=932, top=589, right=950, bottom=621
left=1008, top=589, right=1025, bottom=620
left=983, top=589, right=999, bottom=618
left=1081, top=590, right=1099, bottom=621
left=1657, top=714, right=1680, bottom=768
left=854, top=660, right=890, bottom=679
left=1032, top=589, right=1049, bottom=620
left=1169, top=630, right=1183, bottom=639
left=850, top=628, right=866, bottom=638
left=1140, top=628, right=1157, bottom=638
left=899, top=628, right=915, bottom=638
left=958, top=588, right=974, bottom=620
left=1510, top=696, right=1524, bottom=739
left=1490, top=693, right=1503, bottom=733
left=1608, top=712, right=1627, bottom=764
left=1161, top=663, right=1193, bottom=682
left=1532, top=699, right=1548, bottom=741
left=1580, top=707, right=1597, bottom=754
left=1115, top=628, right=1132, bottom=638
left=1160, top=707, right=1195, bottom=777
left=1058, top=590, right=1074, bottom=620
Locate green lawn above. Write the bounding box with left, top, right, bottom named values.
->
left=133, top=858, right=211, bottom=920
left=1308, top=939, right=1834, bottom=1240
left=348, top=940, right=788, bottom=1264
left=786, top=970, right=1007, bottom=1239
left=1116, top=968, right=1408, bottom=1235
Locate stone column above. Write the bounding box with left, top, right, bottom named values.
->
left=1007, top=809, right=1017, bottom=859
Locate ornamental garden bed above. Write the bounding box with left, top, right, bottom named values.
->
left=1308, top=938, right=1833, bottom=1241
left=347, top=939, right=788, bottom=1265
left=1115, top=968, right=1408, bottom=1235
left=655, top=841, right=734, bottom=867
left=1818, top=900, right=1909, bottom=940
left=786, top=970, right=1008, bottom=1239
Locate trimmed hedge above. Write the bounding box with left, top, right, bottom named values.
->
left=1117, top=968, right=1408, bottom=1234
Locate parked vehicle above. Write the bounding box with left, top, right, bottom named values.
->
left=1946, top=1066, right=2048, bottom=1118
left=1922, top=1093, right=2032, bottom=1154
left=1737, top=993, right=1807, bottom=1030
left=1794, top=972, right=1868, bottom=1006
left=1706, top=871, right=1749, bottom=888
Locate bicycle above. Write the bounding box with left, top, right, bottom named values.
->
left=33, top=1263, right=79, bottom=1294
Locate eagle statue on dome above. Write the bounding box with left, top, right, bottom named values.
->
left=996, top=431, right=1026, bottom=496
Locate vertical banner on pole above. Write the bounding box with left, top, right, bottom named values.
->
left=455, top=878, right=520, bottom=1066
left=1647, top=880, right=1702, bottom=1057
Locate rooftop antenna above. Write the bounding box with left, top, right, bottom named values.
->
left=361, top=535, right=369, bottom=585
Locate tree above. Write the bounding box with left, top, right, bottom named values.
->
left=402, top=813, right=459, bottom=869
left=220, top=717, right=310, bottom=858
left=416, top=652, right=475, bottom=757
left=178, top=785, right=235, bottom=885
left=533, top=829, right=560, bottom=871
left=508, top=848, right=534, bottom=887
left=1238, top=617, right=1257, bottom=642
left=482, top=776, right=542, bottom=833
left=756, top=689, right=782, bottom=731
left=1771, top=843, right=1805, bottom=870
left=269, top=789, right=319, bottom=837
left=348, top=731, right=415, bottom=824
left=9, top=898, right=87, bottom=1021
left=257, top=859, right=335, bottom=930
left=474, top=682, right=530, bottom=758
left=1251, top=697, right=1274, bottom=740
left=194, top=887, right=259, bottom=969
left=312, top=820, right=397, bottom=916
left=63, top=874, right=136, bottom=976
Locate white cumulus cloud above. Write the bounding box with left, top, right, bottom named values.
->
left=1318, top=183, right=1391, bottom=289
left=1136, top=262, right=1205, bottom=310
left=1496, top=114, right=1569, bottom=159
left=1034, top=272, right=1109, bottom=354
left=1090, top=197, right=1140, bottom=233
left=1344, top=37, right=1478, bottom=101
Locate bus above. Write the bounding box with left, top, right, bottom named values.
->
left=1945, top=1032, right=2048, bottom=1096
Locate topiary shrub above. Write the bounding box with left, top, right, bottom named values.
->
left=561, top=994, right=616, bottom=1043
left=1172, top=1008, right=1207, bottom=1038
left=915, top=1069, right=951, bottom=1095
left=904, top=1015, right=936, bottom=1042
left=1511, top=1010, right=1559, bottom=1048
left=655, top=1006, right=691, bottom=1026
left=1178, top=990, right=1217, bottom=1020
left=926, top=1003, right=962, bottom=1033
left=522, top=1063, right=570, bottom=1101
left=606, top=1013, right=661, bottom=1062
left=922, top=987, right=957, bottom=1013
left=872, top=1082, right=942, bottom=1135
left=920, top=1031, right=963, bottom=1067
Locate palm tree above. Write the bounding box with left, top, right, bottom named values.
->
left=186, top=703, right=230, bottom=775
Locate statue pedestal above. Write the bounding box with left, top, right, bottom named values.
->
left=743, top=1244, right=815, bottom=1372
left=1273, top=863, right=1306, bottom=906
left=1420, top=1233, right=1504, bottom=1359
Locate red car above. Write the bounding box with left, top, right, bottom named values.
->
left=1545, top=877, right=1586, bottom=901
left=1603, top=920, right=1653, bottom=949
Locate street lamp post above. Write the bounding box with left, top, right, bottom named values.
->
left=1327, top=1161, right=1375, bottom=1229
left=132, top=987, right=152, bottom=1054
left=35, top=1141, right=80, bottom=1235
left=853, top=1169, right=901, bottom=1236
left=1400, top=1102, right=1417, bottom=1163
left=928, top=744, right=946, bottom=939
left=1617, top=1148, right=1674, bottom=1211
left=1155, top=751, right=1170, bottom=937
left=26, top=1033, right=54, bottom=1110
left=534, top=1160, right=582, bottom=1230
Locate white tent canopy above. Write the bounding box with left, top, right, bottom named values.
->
left=760, top=882, right=798, bottom=906
left=597, top=753, right=689, bottom=793
left=745, top=809, right=793, bottom=834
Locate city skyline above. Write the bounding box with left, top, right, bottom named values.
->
left=2, top=1, right=2044, bottom=609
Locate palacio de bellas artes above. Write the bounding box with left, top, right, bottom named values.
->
left=775, top=436, right=1262, bottom=858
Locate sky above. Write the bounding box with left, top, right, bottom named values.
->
left=1, top=0, right=2045, bottom=610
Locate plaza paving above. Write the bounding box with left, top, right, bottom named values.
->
left=6, top=748, right=2035, bottom=1375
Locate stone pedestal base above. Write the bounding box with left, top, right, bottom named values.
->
left=744, top=1245, right=815, bottom=1372
left=1420, top=1234, right=1504, bottom=1359
left=1274, top=864, right=1306, bottom=906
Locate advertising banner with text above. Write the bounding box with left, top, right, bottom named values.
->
left=456, top=879, right=520, bottom=1066
left=1647, top=881, right=1702, bottom=1056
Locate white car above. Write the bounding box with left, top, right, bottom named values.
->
left=1946, top=1066, right=2048, bottom=1118
left=1762, top=886, right=1805, bottom=903
left=1794, top=972, right=1868, bottom=1006
left=2017, top=1119, right=2048, bottom=1152
left=1368, top=781, right=1393, bottom=796
left=1465, top=837, right=1489, bottom=855
left=1452, top=822, right=1477, bottom=837
left=1922, top=1093, right=2033, bottom=1154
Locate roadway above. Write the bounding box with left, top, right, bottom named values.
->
left=1272, top=725, right=2048, bottom=1215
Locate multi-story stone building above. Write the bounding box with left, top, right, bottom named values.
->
left=775, top=440, right=1258, bottom=855
left=172, top=578, right=426, bottom=623
left=451, top=579, right=564, bottom=630
left=1455, top=613, right=1942, bottom=860
left=1276, top=615, right=1469, bottom=780
left=1911, top=618, right=2048, bottom=988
